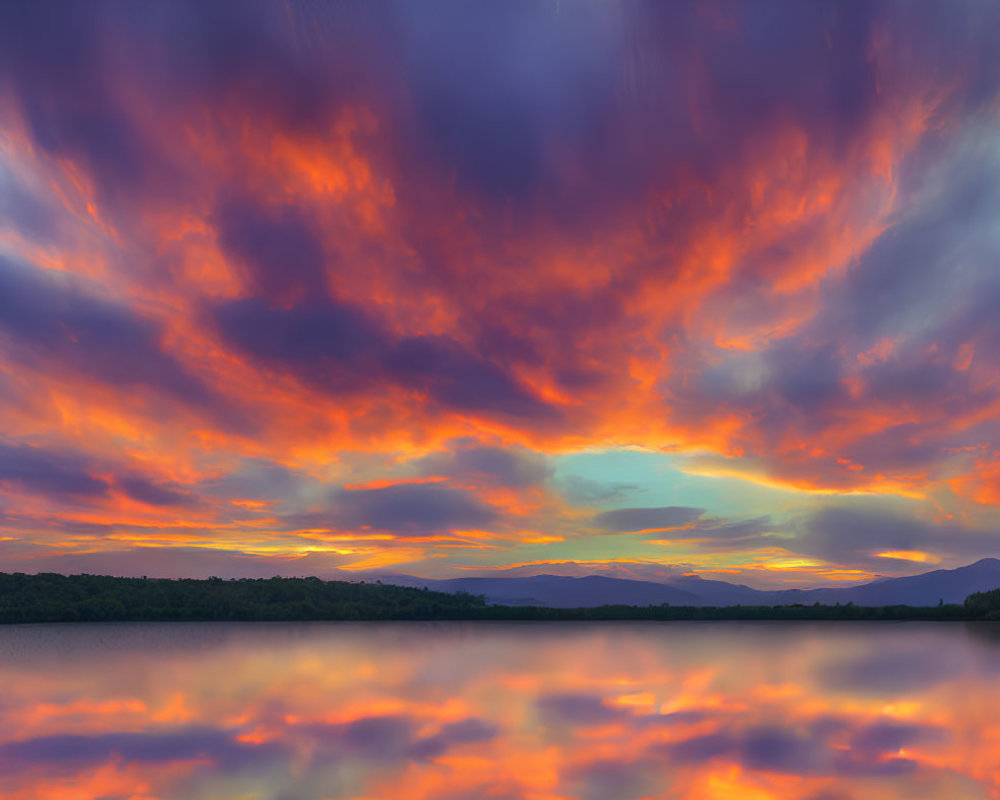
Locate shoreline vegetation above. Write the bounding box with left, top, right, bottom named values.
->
left=2, top=573, right=1000, bottom=624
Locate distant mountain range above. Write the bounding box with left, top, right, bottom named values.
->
left=382, top=558, right=1000, bottom=608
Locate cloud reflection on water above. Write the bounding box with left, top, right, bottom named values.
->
left=0, top=622, right=995, bottom=799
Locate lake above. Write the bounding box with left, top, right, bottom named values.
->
left=0, top=621, right=996, bottom=799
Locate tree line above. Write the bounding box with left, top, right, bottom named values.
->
left=1, top=572, right=1000, bottom=623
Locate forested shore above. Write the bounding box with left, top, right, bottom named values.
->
left=2, top=572, right=1000, bottom=624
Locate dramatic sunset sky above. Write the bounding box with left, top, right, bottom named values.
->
left=0, top=1, right=999, bottom=588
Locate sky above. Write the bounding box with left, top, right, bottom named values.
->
left=0, top=1, right=999, bottom=588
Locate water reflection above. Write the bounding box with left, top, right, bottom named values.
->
left=0, top=622, right=995, bottom=799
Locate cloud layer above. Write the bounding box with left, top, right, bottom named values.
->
left=1, top=1, right=1000, bottom=583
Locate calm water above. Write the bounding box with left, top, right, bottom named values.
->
left=0, top=622, right=997, bottom=800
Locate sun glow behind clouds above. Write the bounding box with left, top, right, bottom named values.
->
left=875, top=551, right=942, bottom=564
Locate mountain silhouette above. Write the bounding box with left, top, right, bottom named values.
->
left=384, top=558, right=1000, bottom=608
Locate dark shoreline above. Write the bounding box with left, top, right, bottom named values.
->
left=2, top=572, right=999, bottom=624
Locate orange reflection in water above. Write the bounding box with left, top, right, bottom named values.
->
left=0, top=622, right=997, bottom=800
